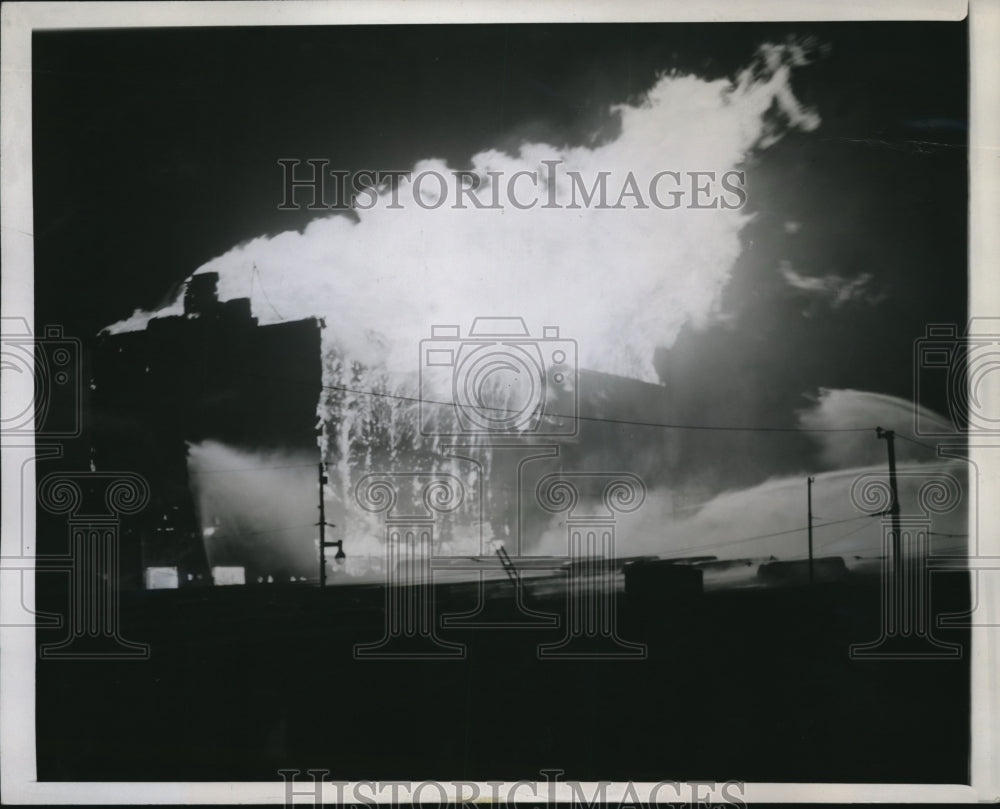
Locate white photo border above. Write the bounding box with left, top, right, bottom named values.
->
left=1, top=0, right=996, bottom=804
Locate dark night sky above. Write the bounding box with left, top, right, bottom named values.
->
left=32, top=21, right=968, bottom=484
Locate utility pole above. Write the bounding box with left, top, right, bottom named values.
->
left=317, top=461, right=344, bottom=587
left=318, top=462, right=328, bottom=587
left=876, top=427, right=902, bottom=618
left=807, top=476, right=815, bottom=585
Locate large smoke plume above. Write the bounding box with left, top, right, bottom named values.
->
left=107, top=40, right=822, bottom=382
left=106, top=40, right=972, bottom=579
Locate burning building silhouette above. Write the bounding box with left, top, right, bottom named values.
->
left=91, top=273, right=323, bottom=588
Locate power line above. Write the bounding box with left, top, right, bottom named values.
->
left=822, top=518, right=877, bottom=549
left=661, top=513, right=877, bottom=558
left=194, top=462, right=317, bottom=474
left=321, top=382, right=876, bottom=434
left=751, top=515, right=883, bottom=562
left=894, top=433, right=946, bottom=453
left=244, top=366, right=933, bottom=436
left=188, top=456, right=966, bottom=478
left=212, top=522, right=318, bottom=537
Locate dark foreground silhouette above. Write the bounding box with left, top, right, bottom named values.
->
left=36, top=570, right=970, bottom=784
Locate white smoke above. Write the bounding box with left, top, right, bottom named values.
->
left=106, top=41, right=822, bottom=384
left=535, top=389, right=968, bottom=564
left=799, top=388, right=956, bottom=469
left=187, top=441, right=320, bottom=581
left=535, top=462, right=967, bottom=565
left=110, top=41, right=848, bottom=582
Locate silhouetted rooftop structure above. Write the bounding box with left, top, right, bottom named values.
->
left=91, top=275, right=323, bottom=588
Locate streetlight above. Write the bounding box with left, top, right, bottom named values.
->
left=318, top=461, right=345, bottom=586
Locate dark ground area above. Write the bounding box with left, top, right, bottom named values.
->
left=35, top=571, right=970, bottom=784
